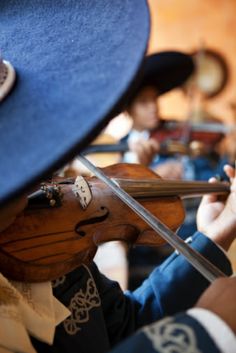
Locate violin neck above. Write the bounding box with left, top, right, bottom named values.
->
left=82, top=142, right=129, bottom=155
left=112, top=178, right=230, bottom=198
left=81, top=141, right=188, bottom=156
left=166, top=121, right=233, bottom=134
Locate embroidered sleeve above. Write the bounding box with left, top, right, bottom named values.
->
left=109, top=314, right=222, bottom=353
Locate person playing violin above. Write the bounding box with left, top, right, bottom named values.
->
left=1, top=165, right=236, bottom=353
left=121, top=51, right=194, bottom=180
left=0, top=2, right=236, bottom=353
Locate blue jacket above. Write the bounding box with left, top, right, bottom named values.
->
left=31, top=232, right=232, bottom=353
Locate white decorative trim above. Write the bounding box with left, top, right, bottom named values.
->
left=51, top=276, right=66, bottom=288
left=175, top=237, right=193, bottom=256
left=142, top=317, right=201, bottom=353
left=188, top=308, right=236, bottom=353
left=63, top=265, right=101, bottom=334
left=0, top=60, right=16, bottom=102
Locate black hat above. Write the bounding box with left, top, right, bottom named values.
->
left=133, top=51, right=194, bottom=97
left=0, top=0, right=150, bottom=205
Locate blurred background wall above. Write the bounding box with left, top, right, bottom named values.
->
left=148, top=0, right=236, bottom=123
left=106, top=0, right=236, bottom=137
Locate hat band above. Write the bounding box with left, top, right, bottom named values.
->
left=0, top=58, right=16, bottom=102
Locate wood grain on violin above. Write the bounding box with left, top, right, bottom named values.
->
left=0, top=164, right=229, bottom=282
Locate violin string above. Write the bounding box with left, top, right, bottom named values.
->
left=112, top=178, right=229, bottom=198
left=78, top=155, right=226, bottom=283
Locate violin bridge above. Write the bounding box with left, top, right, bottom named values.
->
left=72, top=176, right=92, bottom=210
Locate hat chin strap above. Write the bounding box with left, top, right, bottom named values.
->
left=0, top=58, right=16, bottom=102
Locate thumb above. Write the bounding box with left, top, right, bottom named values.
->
left=223, top=163, right=236, bottom=193
left=224, top=164, right=235, bottom=182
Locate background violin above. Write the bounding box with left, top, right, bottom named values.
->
left=82, top=121, right=235, bottom=161
left=0, top=163, right=229, bottom=282
left=150, top=119, right=234, bottom=154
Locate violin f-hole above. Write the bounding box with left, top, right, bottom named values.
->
left=75, top=206, right=109, bottom=237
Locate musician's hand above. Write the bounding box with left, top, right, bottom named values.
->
left=197, top=164, right=236, bottom=250
left=129, top=138, right=160, bottom=166
left=0, top=196, right=27, bottom=232
left=196, top=277, right=236, bottom=334
left=155, top=161, right=183, bottom=180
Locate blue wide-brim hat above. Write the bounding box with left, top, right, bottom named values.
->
left=132, top=51, right=194, bottom=97
left=0, top=0, right=150, bottom=205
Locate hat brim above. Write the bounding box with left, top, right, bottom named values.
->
left=0, top=0, right=150, bottom=205
left=136, top=51, right=194, bottom=96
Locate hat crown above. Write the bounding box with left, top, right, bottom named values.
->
left=0, top=0, right=150, bottom=204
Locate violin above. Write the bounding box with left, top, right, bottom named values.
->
left=0, top=163, right=229, bottom=282
left=150, top=120, right=233, bottom=154
left=82, top=121, right=235, bottom=159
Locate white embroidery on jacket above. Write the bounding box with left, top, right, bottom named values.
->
left=63, top=266, right=101, bottom=334
left=142, top=317, right=201, bottom=353
left=52, top=275, right=66, bottom=288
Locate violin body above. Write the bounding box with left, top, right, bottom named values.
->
left=0, top=164, right=185, bottom=282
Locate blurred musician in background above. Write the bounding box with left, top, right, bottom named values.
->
left=121, top=51, right=194, bottom=180
left=120, top=52, right=194, bottom=288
